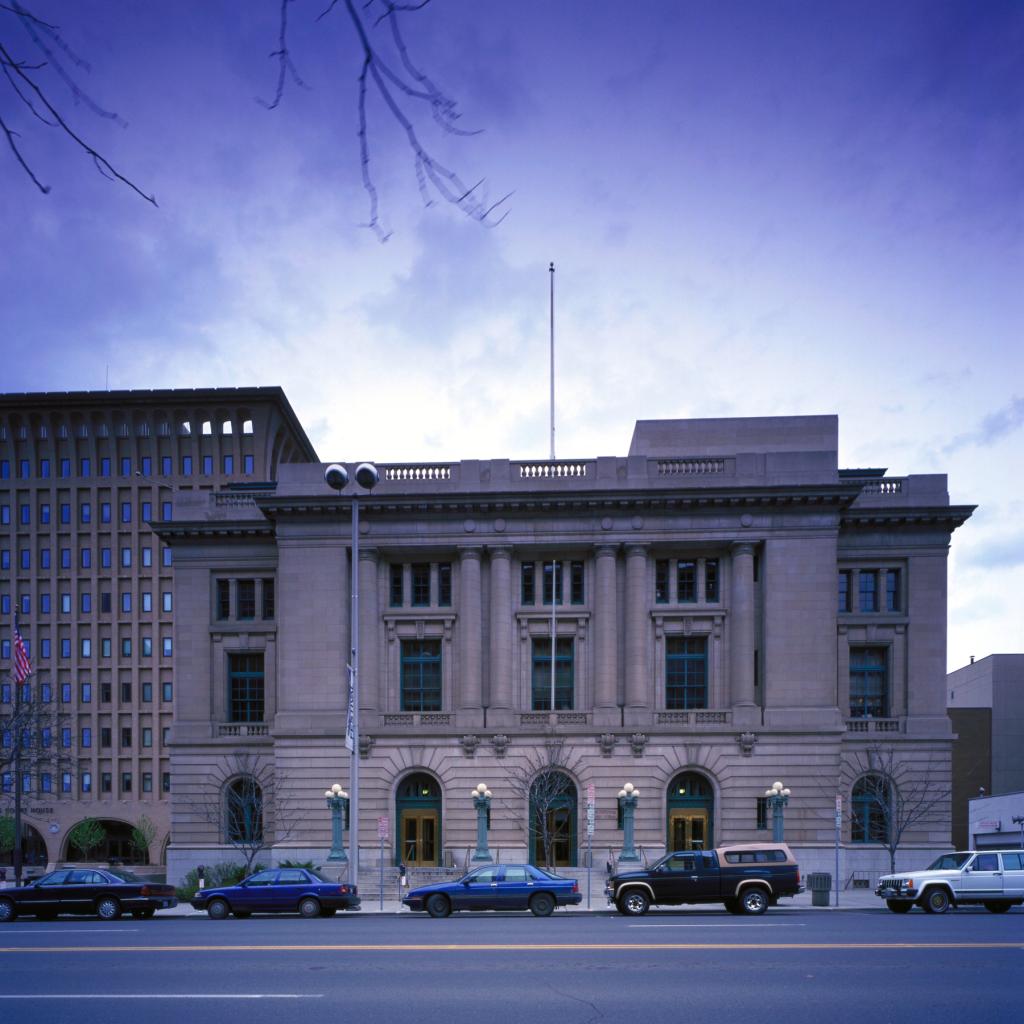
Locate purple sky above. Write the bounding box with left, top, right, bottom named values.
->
left=2, top=1, right=1022, bottom=669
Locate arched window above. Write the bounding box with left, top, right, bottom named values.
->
left=226, top=776, right=263, bottom=843
left=851, top=773, right=891, bottom=844
left=529, top=770, right=577, bottom=867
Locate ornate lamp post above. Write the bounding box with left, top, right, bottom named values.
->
left=765, top=780, right=791, bottom=843
left=325, top=461, right=380, bottom=890
left=325, top=784, right=349, bottom=862
left=471, top=783, right=493, bottom=862
left=618, top=782, right=640, bottom=863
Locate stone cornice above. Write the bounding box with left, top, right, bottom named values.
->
left=840, top=504, right=976, bottom=531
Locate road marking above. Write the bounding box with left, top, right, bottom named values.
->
left=1, top=942, right=1022, bottom=953
left=627, top=923, right=806, bottom=928
left=5, top=929, right=141, bottom=935
left=0, top=994, right=322, bottom=1000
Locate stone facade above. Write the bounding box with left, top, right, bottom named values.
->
left=156, top=414, right=973, bottom=885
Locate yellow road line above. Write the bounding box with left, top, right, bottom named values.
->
left=2, top=942, right=1023, bottom=953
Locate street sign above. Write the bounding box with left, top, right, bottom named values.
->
left=586, top=803, right=595, bottom=836
left=835, top=794, right=842, bottom=828
left=377, top=816, right=389, bottom=840
left=587, top=783, right=595, bottom=805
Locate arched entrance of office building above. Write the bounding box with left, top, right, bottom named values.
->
left=529, top=770, right=577, bottom=868
left=0, top=822, right=48, bottom=872
left=396, top=773, right=442, bottom=867
left=666, top=772, right=714, bottom=851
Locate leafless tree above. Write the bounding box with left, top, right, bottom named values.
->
left=265, top=0, right=510, bottom=240
left=0, top=1, right=155, bottom=202
left=504, top=739, right=581, bottom=869
left=839, top=744, right=952, bottom=875
left=0, top=678, right=76, bottom=795
left=185, top=751, right=298, bottom=874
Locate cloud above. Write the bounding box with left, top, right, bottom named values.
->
left=944, top=397, right=1024, bottom=453
left=959, top=532, right=1024, bottom=571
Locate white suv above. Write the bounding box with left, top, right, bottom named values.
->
left=876, top=850, right=1024, bottom=914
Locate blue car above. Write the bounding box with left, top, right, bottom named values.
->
left=403, top=863, right=581, bottom=917
left=190, top=867, right=360, bottom=919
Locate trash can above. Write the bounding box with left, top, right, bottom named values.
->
left=807, top=872, right=832, bottom=907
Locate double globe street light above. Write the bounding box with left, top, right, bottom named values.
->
left=765, top=780, right=791, bottom=842
left=325, top=461, right=380, bottom=890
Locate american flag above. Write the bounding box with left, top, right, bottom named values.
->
left=13, top=614, right=33, bottom=683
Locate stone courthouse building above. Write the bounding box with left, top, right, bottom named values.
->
left=156, top=411, right=974, bottom=884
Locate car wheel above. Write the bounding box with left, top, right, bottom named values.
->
left=530, top=893, right=555, bottom=917
left=886, top=900, right=913, bottom=914
left=207, top=898, right=231, bottom=920
left=426, top=894, right=451, bottom=919
left=618, top=889, right=650, bottom=916
left=0, top=897, right=17, bottom=923
left=299, top=897, right=321, bottom=919
left=96, top=897, right=122, bottom=921
left=739, top=886, right=769, bottom=916
left=922, top=888, right=951, bottom=914
left=984, top=901, right=1012, bottom=914
left=320, top=908, right=337, bottom=917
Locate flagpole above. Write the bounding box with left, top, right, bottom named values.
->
left=12, top=615, right=24, bottom=885
left=549, top=262, right=555, bottom=461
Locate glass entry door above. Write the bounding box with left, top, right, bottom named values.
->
left=401, top=810, right=439, bottom=867
left=669, top=809, right=709, bottom=851
left=532, top=808, right=574, bottom=867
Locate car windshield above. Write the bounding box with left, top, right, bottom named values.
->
left=925, top=853, right=971, bottom=870
left=105, top=869, right=143, bottom=883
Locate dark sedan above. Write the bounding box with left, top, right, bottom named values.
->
left=403, top=863, right=582, bottom=917
left=0, top=868, right=178, bottom=922
left=190, top=867, right=360, bottom=918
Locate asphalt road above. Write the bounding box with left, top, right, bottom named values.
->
left=1, top=907, right=1022, bottom=1024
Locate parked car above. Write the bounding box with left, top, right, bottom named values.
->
left=402, top=863, right=582, bottom=917
left=190, top=867, right=360, bottom=918
left=876, top=850, right=1024, bottom=914
left=0, top=868, right=178, bottom=922
left=606, top=843, right=803, bottom=915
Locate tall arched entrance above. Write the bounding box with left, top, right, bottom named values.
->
left=529, top=771, right=577, bottom=867
left=396, top=773, right=441, bottom=867
left=0, top=822, right=47, bottom=870
left=63, top=819, right=148, bottom=864
left=666, top=772, right=714, bottom=851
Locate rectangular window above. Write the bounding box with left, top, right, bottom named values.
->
left=389, top=564, right=404, bottom=607
left=142, top=727, right=152, bottom=748
left=542, top=562, right=564, bottom=605
left=244, top=453, right=254, bottom=475
left=80, top=547, right=91, bottom=569
left=521, top=563, right=535, bottom=605
left=142, top=591, right=152, bottom=613
left=677, top=561, right=697, bottom=602
left=655, top=559, right=669, bottom=603
left=228, top=652, right=265, bottom=722
left=531, top=637, right=574, bottom=710
left=162, top=591, right=173, bottom=613
left=161, top=501, right=172, bottom=522
left=142, top=681, right=152, bottom=702
left=438, top=563, right=452, bottom=606
left=237, top=579, right=256, bottom=619
left=101, top=548, right=111, bottom=568
left=101, top=727, right=111, bottom=748
left=20, top=503, right=30, bottom=525
left=140, top=544, right=153, bottom=565
left=142, top=772, right=153, bottom=793
left=665, top=636, right=708, bottom=709
left=40, top=547, right=50, bottom=569
left=41, top=682, right=52, bottom=703
left=142, top=637, right=152, bottom=657
left=101, top=637, right=111, bottom=657
left=0, top=505, right=8, bottom=525
left=162, top=772, right=171, bottom=793
left=162, top=681, right=173, bottom=702
left=61, top=682, right=71, bottom=703
left=40, top=503, right=50, bottom=524
left=80, top=727, right=92, bottom=748
left=20, top=549, right=30, bottom=571
left=181, top=454, right=193, bottom=475
left=121, top=592, right=132, bottom=613
left=80, top=592, right=91, bottom=613
left=101, top=773, right=112, bottom=793
left=101, top=682, right=112, bottom=702
left=80, top=457, right=91, bottom=478
left=411, top=564, right=431, bottom=606
left=100, top=502, right=111, bottom=523
left=849, top=647, right=888, bottom=718
left=858, top=570, right=878, bottom=613
left=42, top=772, right=53, bottom=794
left=261, top=580, right=273, bottom=620
left=121, top=501, right=132, bottom=523
left=0, top=550, right=8, bottom=571
left=60, top=457, right=71, bottom=477
left=60, top=638, right=71, bottom=658
left=705, top=559, right=720, bottom=602
left=838, top=570, right=852, bottom=613
left=570, top=560, right=584, bottom=604
left=400, top=639, right=442, bottom=711
left=121, top=638, right=132, bottom=656
left=162, top=637, right=172, bottom=657
left=885, top=569, right=901, bottom=613
left=202, top=454, right=213, bottom=475
left=223, top=454, right=234, bottom=474
left=62, top=772, right=72, bottom=793
left=141, top=501, right=152, bottom=523
left=162, top=547, right=172, bottom=567
left=121, top=547, right=131, bottom=568
left=80, top=681, right=92, bottom=702
left=99, top=457, right=110, bottom=477
left=60, top=548, right=72, bottom=570
left=60, top=503, right=70, bottom=524
left=121, top=772, right=132, bottom=794
left=216, top=579, right=230, bottom=620
left=120, top=457, right=131, bottom=476
left=140, top=456, right=152, bottom=477
left=40, top=458, right=51, bottom=478
left=121, top=726, right=132, bottom=748
left=756, top=797, right=769, bottom=831
left=161, top=455, right=172, bottom=476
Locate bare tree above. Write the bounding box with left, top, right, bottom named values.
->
left=841, top=745, right=952, bottom=875
left=1, top=679, right=76, bottom=800
left=185, top=751, right=298, bottom=874
left=0, top=2, right=155, bottom=202
left=504, top=739, right=581, bottom=869
left=130, top=814, right=157, bottom=865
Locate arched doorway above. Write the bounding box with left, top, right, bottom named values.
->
left=666, top=772, right=714, bottom=851
left=396, top=773, right=441, bottom=867
left=64, top=819, right=148, bottom=864
left=0, top=822, right=48, bottom=870
left=529, top=770, right=577, bottom=867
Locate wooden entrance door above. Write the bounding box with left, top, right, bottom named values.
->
left=668, top=808, right=710, bottom=851
left=400, top=810, right=439, bottom=867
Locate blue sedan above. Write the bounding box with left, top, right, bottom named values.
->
left=403, top=863, right=581, bottom=917
left=190, top=867, right=360, bottom=919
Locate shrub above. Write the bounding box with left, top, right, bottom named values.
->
left=278, top=859, right=316, bottom=870
left=175, top=862, right=264, bottom=900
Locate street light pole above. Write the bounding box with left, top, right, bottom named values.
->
left=618, top=783, right=640, bottom=863
left=325, top=462, right=379, bottom=892
left=471, top=783, right=493, bottom=862
left=325, top=784, right=349, bottom=862
left=765, top=780, right=791, bottom=843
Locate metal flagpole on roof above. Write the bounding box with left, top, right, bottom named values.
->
left=549, top=262, right=555, bottom=461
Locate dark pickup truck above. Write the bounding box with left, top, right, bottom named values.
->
left=606, top=843, right=803, bottom=915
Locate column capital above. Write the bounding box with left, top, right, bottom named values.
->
left=487, top=545, right=513, bottom=561
left=594, top=544, right=619, bottom=559
left=358, top=546, right=379, bottom=563
left=625, top=543, right=649, bottom=559
left=458, top=546, right=483, bottom=562
left=731, top=541, right=756, bottom=557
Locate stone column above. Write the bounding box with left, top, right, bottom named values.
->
left=358, top=547, right=379, bottom=713
left=488, top=546, right=513, bottom=717
left=594, top=544, right=619, bottom=724
left=624, top=544, right=649, bottom=722
left=459, top=547, right=483, bottom=725
left=730, top=542, right=757, bottom=719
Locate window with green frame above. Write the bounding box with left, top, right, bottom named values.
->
left=400, top=639, right=442, bottom=711
left=665, top=636, right=707, bottom=709
left=227, top=652, right=264, bottom=722
left=531, top=637, right=574, bottom=710
left=849, top=647, right=888, bottom=718
left=851, top=774, right=891, bottom=843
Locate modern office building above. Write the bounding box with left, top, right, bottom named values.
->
left=156, top=412, right=973, bottom=884
left=0, top=389, right=317, bottom=870
left=948, top=654, right=1024, bottom=848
